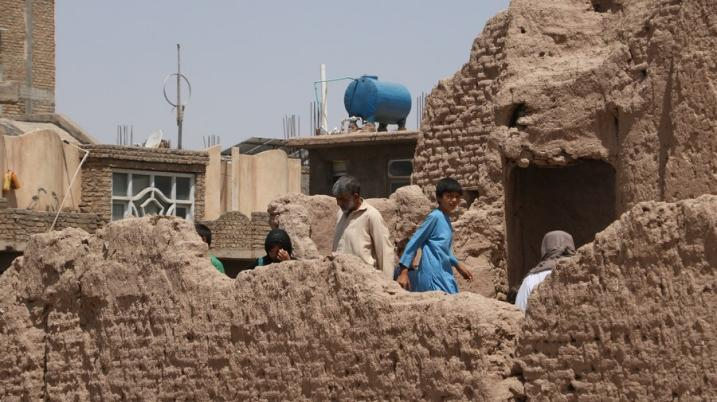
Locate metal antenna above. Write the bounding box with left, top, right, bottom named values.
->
left=163, top=43, right=191, bottom=149
left=176, top=44, right=182, bottom=149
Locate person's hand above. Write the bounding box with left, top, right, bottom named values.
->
left=397, top=268, right=411, bottom=290
left=457, top=265, right=474, bottom=282
left=277, top=249, right=290, bottom=261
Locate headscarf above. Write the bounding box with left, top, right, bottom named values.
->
left=264, top=229, right=293, bottom=256
left=527, top=230, right=576, bottom=275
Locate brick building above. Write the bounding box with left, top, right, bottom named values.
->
left=0, top=0, right=55, bottom=116
left=80, top=145, right=210, bottom=224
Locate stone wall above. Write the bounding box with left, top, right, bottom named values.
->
left=412, top=0, right=717, bottom=299
left=80, top=145, right=209, bottom=223
left=0, top=0, right=55, bottom=116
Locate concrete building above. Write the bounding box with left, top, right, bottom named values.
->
left=287, top=130, right=418, bottom=198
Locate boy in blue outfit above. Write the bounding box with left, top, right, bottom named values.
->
left=396, top=178, right=473, bottom=293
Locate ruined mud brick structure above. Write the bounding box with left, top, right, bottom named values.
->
left=412, top=0, right=717, bottom=298
left=0, top=0, right=55, bottom=116
left=80, top=145, right=209, bottom=223
left=1, top=194, right=715, bottom=400
left=0, top=206, right=101, bottom=273
left=0, top=217, right=525, bottom=400
left=517, top=195, right=717, bottom=399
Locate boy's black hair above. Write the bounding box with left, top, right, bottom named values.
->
left=435, top=177, right=463, bottom=199
left=265, top=228, right=293, bottom=256
left=195, top=223, right=212, bottom=247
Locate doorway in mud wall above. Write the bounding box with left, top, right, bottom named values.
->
left=505, top=160, right=617, bottom=299
left=0, top=251, right=22, bottom=275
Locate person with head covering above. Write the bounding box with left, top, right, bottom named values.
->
left=395, top=177, right=474, bottom=294
left=515, top=230, right=576, bottom=312
left=254, top=228, right=293, bottom=267
left=194, top=223, right=225, bottom=274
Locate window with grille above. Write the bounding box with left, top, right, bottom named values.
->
left=111, top=171, right=195, bottom=221
left=388, top=159, right=412, bottom=193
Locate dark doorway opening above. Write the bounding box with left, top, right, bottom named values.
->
left=505, top=160, right=617, bottom=297
left=0, top=251, right=22, bottom=276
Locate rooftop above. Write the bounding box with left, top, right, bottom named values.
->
left=286, top=130, right=419, bottom=149
left=222, top=137, right=292, bottom=156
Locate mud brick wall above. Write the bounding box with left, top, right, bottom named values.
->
left=409, top=0, right=717, bottom=300
left=412, top=13, right=509, bottom=196
left=517, top=196, right=717, bottom=400
left=0, top=208, right=101, bottom=248
left=250, top=212, right=271, bottom=250
left=0, top=218, right=524, bottom=400
left=0, top=0, right=55, bottom=116
left=80, top=145, right=208, bottom=223
left=204, top=211, right=252, bottom=250
left=203, top=211, right=271, bottom=252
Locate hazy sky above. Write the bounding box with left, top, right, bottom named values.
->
left=56, top=1, right=510, bottom=150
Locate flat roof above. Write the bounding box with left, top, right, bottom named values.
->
left=222, top=137, right=291, bottom=155
left=286, top=130, right=419, bottom=149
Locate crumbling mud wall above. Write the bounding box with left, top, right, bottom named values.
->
left=413, top=0, right=717, bottom=298
left=268, top=187, right=501, bottom=297
left=517, top=195, right=717, bottom=400
left=267, top=192, right=338, bottom=259
left=268, top=187, right=436, bottom=261
left=0, top=216, right=524, bottom=401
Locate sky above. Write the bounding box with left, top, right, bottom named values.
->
left=56, top=1, right=511, bottom=150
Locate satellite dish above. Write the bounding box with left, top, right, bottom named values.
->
left=144, top=130, right=163, bottom=148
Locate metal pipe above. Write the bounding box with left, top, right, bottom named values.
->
left=177, top=44, right=183, bottom=149
left=320, top=64, right=328, bottom=133
left=50, top=141, right=90, bottom=232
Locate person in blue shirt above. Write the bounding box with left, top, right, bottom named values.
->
left=395, top=178, right=473, bottom=293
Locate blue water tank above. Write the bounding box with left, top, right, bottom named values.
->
left=344, top=75, right=412, bottom=128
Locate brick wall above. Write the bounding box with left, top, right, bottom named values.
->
left=202, top=211, right=271, bottom=254
left=0, top=0, right=55, bottom=116
left=412, top=14, right=509, bottom=199
left=0, top=208, right=101, bottom=249
left=250, top=212, right=271, bottom=251
left=410, top=13, right=513, bottom=297
left=80, top=146, right=209, bottom=223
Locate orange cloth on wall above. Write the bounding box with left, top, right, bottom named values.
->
left=2, top=170, right=21, bottom=193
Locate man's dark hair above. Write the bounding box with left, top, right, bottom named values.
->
left=195, top=223, right=212, bottom=247
left=332, top=175, right=361, bottom=196
left=435, top=177, right=463, bottom=199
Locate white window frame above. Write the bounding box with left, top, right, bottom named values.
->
left=111, top=169, right=195, bottom=221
